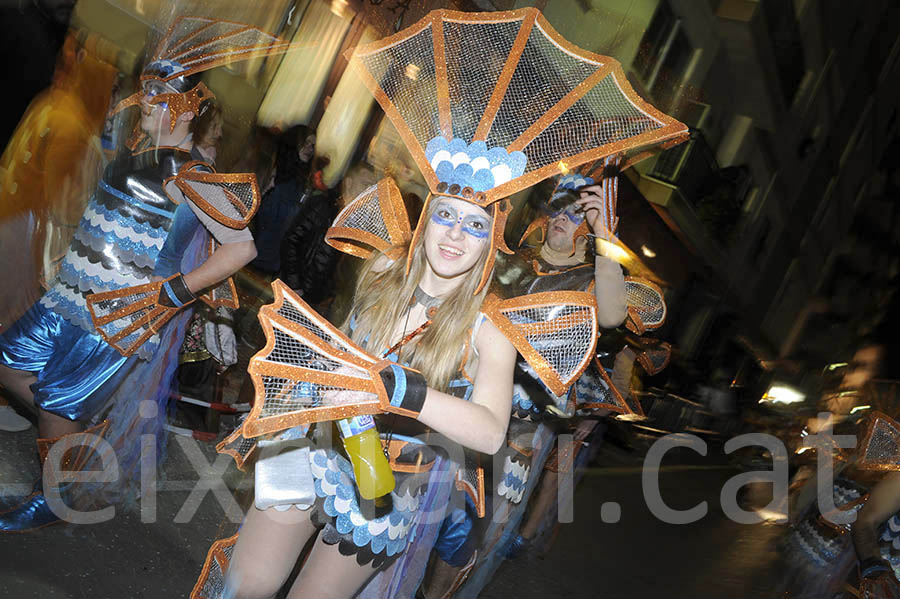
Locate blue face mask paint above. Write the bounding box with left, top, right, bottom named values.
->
left=547, top=203, right=585, bottom=225
left=430, top=202, right=491, bottom=239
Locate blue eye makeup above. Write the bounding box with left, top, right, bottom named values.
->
left=430, top=203, right=491, bottom=239
left=548, top=204, right=585, bottom=225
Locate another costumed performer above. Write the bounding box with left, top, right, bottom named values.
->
left=780, top=411, right=900, bottom=598
left=0, top=16, right=294, bottom=532
left=442, top=167, right=675, bottom=598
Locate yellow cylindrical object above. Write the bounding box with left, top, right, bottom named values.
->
left=338, top=415, right=395, bottom=500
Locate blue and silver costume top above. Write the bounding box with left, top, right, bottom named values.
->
left=40, top=148, right=196, bottom=360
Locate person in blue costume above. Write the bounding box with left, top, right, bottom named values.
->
left=852, top=471, right=900, bottom=596
left=0, top=16, right=296, bottom=532
left=779, top=411, right=900, bottom=598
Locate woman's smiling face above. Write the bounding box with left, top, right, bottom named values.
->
left=423, top=197, right=491, bottom=280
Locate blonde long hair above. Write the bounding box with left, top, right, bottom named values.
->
left=343, top=200, right=494, bottom=391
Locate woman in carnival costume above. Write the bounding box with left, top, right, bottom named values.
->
left=193, top=8, right=687, bottom=599
left=0, top=16, right=295, bottom=532
left=779, top=410, right=900, bottom=598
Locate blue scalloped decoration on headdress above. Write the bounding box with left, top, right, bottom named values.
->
left=144, top=59, right=188, bottom=79
left=425, top=136, right=527, bottom=193
left=551, top=173, right=594, bottom=201
left=557, top=174, right=594, bottom=191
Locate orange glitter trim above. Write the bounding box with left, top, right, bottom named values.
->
left=857, top=412, right=900, bottom=471
left=190, top=534, right=239, bottom=599
left=431, top=14, right=452, bottom=141
left=172, top=166, right=260, bottom=229
left=481, top=290, right=598, bottom=397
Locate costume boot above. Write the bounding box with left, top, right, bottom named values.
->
left=0, top=420, right=109, bottom=533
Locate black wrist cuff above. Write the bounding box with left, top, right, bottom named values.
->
left=160, top=274, right=195, bottom=308
left=379, top=363, right=428, bottom=416
left=860, top=557, right=892, bottom=579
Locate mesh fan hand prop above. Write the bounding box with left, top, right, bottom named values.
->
left=481, top=290, right=598, bottom=397
left=86, top=274, right=187, bottom=357
left=242, top=281, right=440, bottom=437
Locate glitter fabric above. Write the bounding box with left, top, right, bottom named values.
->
left=857, top=412, right=900, bottom=471
left=242, top=281, right=389, bottom=437
left=346, top=8, right=688, bottom=293
left=325, top=178, right=411, bottom=260
left=481, top=290, right=598, bottom=397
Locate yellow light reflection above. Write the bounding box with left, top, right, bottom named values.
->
left=595, top=238, right=630, bottom=264
left=759, top=384, right=806, bottom=405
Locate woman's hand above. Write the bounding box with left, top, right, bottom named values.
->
left=320, top=364, right=378, bottom=406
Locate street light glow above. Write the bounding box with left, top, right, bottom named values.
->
left=759, top=384, right=805, bottom=405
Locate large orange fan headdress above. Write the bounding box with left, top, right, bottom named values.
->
left=346, top=8, right=688, bottom=293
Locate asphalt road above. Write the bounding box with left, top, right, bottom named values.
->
left=480, top=443, right=784, bottom=598
left=0, top=425, right=783, bottom=598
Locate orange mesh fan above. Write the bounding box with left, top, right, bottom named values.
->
left=325, top=177, right=411, bottom=260
left=85, top=274, right=187, bottom=357
left=241, top=281, right=388, bottom=437
left=481, top=290, right=598, bottom=397
left=624, top=276, right=666, bottom=334
left=857, top=412, right=900, bottom=471
left=346, top=8, right=688, bottom=292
